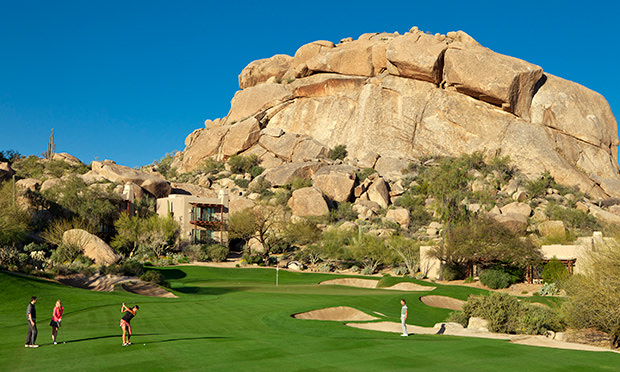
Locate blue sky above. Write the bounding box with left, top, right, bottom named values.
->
left=1, top=0, right=618, bottom=168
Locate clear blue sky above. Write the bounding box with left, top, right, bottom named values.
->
left=1, top=0, right=618, bottom=168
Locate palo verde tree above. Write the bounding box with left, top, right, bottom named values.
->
left=228, top=205, right=288, bottom=264
left=563, top=238, right=620, bottom=348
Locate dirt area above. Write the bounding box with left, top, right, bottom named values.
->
left=57, top=274, right=177, bottom=298
left=420, top=295, right=465, bottom=310
left=293, top=306, right=378, bottom=321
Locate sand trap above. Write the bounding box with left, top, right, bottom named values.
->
left=319, top=278, right=379, bottom=288
left=293, top=306, right=379, bottom=321
left=346, top=322, right=618, bottom=352
left=57, top=274, right=177, bottom=298
left=420, top=295, right=465, bottom=310
left=320, top=278, right=435, bottom=291
left=121, top=281, right=177, bottom=298
left=385, top=282, right=436, bottom=291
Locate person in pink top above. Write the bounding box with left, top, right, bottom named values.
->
left=50, top=300, right=63, bottom=344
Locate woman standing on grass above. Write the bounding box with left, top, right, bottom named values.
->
left=120, top=303, right=139, bottom=346
left=50, top=300, right=63, bottom=344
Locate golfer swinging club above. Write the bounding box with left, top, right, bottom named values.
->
left=120, top=302, right=139, bottom=346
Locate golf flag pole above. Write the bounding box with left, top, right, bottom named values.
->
left=276, top=266, right=279, bottom=287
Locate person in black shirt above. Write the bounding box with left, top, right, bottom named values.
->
left=120, top=303, right=139, bottom=346
left=26, top=296, right=38, bottom=348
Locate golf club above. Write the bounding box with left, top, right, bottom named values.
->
left=59, top=320, right=66, bottom=344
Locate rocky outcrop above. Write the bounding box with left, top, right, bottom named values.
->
left=62, top=229, right=121, bottom=265
left=179, top=27, right=619, bottom=199
left=0, top=162, right=15, bottom=181
left=91, top=160, right=171, bottom=198
left=52, top=152, right=82, bottom=166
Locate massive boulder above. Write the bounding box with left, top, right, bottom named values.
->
left=179, top=27, right=620, bottom=199
left=91, top=160, right=172, bottom=198
left=287, top=187, right=329, bottom=217
left=0, top=162, right=15, bottom=181
left=313, top=165, right=357, bottom=202
left=62, top=229, right=121, bottom=265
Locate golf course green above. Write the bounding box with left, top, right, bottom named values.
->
left=1, top=266, right=618, bottom=371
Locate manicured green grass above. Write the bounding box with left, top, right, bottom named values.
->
left=1, top=267, right=618, bottom=371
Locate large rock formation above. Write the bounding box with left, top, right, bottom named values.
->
left=91, top=160, right=172, bottom=198
left=180, top=27, right=619, bottom=199
left=62, top=229, right=121, bottom=265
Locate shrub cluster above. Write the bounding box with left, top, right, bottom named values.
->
left=454, top=292, right=564, bottom=335
left=479, top=268, right=512, bottom=289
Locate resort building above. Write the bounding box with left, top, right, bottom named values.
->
left=156, top=190, right=229, bottom=245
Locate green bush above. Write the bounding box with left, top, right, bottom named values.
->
left=241, top=252, right=264, bottom=265
left=51, top=244, right=82, bottom=264
left=120, top=259, right=144, bottom=276
left=328, top=145, right=347, bottom=160
left=546, top=202, right=599, bottom=232
left=355, top=168, right=376, bottom=182
left=200, top=244, right=229, bottom=262
left=439, top=263, right=465, bottom=281
left=479, top=268, right=512, bottom=289
left=248, top=177, right=272, bottom=196
left=203, top=158, right=225, bottom=174
left=462, top=292, right=564, bottom=335
left=140, top=270, right=164, bottom=285
left=329, top=202, right=357, bottom=222
left=284, top=177, right=312, bottom=191
left=393, top=266, right=408, bottom=276
left=228, top=154, right=261, bottom=174
left=541, top=257, right=569, bottom=285
left=537, top=282, right=561, bottom=296
left=446, top=311, right=469, bottom=328
left=233, top=178, right=250, bottom=188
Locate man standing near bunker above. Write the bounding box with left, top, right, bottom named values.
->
left=400, top=299, right=408, bottom=337
left=26, top=296, right=39, bottom=348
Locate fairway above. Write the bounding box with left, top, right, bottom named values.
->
left=1, top=267, right=618, bottom=371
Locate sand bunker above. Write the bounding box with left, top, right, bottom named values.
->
left=385, top=282, right=436, bottom=291
left=319, top=278, right=435, bottom=291
left=420, top=295, right=465, bottom=310
left=294, top=306, right=379, bottom=321
left=320, top=278, right=379, bottom=288
left=346, top=322, right=617, bottom=353
left=121, top=281, right=177, bottom=298
left=57, top=274, right=177, bottom=298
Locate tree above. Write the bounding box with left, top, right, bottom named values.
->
left=110, top=213, right=179, bottom=258
left=386, top=234, right=420, bottom=275
left=563, top=239, right=620, bottom=348
left=348, top=232, right=393, bottom=274
left=0, top=182, right=30, bottom=245
left=429, top=216, right=541, bottom=277
left=228, top=205, right=288, bottom=263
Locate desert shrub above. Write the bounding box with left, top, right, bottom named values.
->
left=439, top=263, right=465, bottom=281
left=525, top=172, right=554, bottom=198
left=273, top=189, right=292, bottom=206
left=317, top=262, right=334, bottom=272
left=151, top=152, right=178, bottom=180
left=463, top=293, right=522, bottom=333
left=228, top=154, right=261, bottom=174
left=393, top=266, right=408, bottom=276
left=181, top=244, right=203, bottom=261
left=479, top=268, right=512, bottom=289
left=248, top=176, right=272, bottom=196
left=51, top=243, right=83, bottom=264
left=200, top=244, right=229, bottom=262
left=546, top=202, right=600, bottom=232
left=140, top=270, right=164, bottom=285
left=462, top=292, right=563, bottom=334
left=541, top=257, right=570, bottom=285
left=0, top=182, right=31, bottom=245
left=241, top=251, right=264, bottom=265
left=355, top=168, right=376, bottom=182
left=464, top=276, right=475, bottom=283
left=202, top=158, right=225, bottom=174
left=446, top=311, right=469, bottom=328
left=120, top=259, right=144, bottom=276
left=328, top=145, right=347, bottom=160
left=519, top=305, right=565, bottom=334
left=349, top=265, right=361, bottom=273
left=233, top=178, right=250, bottom=188
left=0, top=246, right=20, bottom=268
left=0, top=149, right=21, bottom=163
left=538, top=282, right=561, bottom=296
left=284, top=177, right=312, bottom=191
left=329, top=202, right=357, bottom=222
left=361, top=266, right=374, bottom=275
